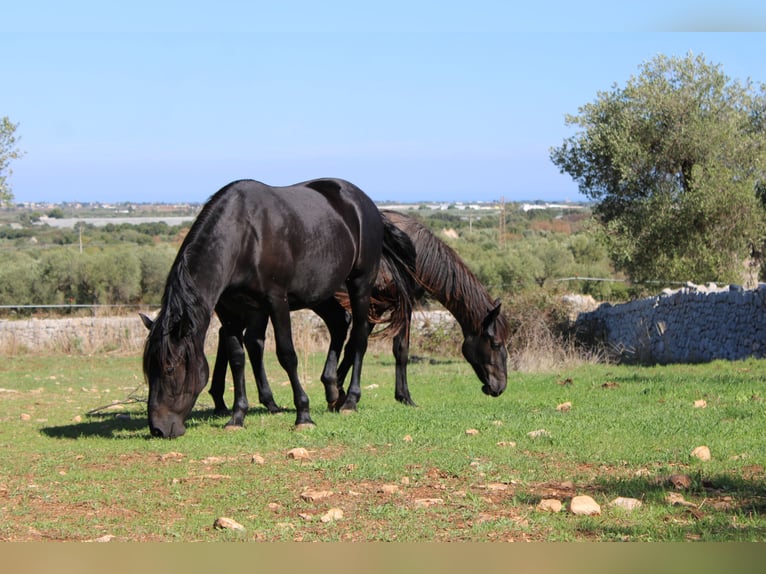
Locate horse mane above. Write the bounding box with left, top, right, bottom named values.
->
left=143, top=186, right=233, bottom=386
left=399, top=214, right=509, bottom=340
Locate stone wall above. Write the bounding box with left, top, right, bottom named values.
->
left=0, top=309, right=458, bottom=356
left=575, top=283, right=766, bottom=364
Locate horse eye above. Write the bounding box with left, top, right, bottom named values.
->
left=491, top=342, right=502, bottom=351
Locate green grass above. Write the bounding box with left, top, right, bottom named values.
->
left=0, top=351, right=764, bottom=541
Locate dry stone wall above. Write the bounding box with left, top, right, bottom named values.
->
left=575, top=282, right=766, bottom=364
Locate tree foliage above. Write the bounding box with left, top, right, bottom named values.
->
left=0, top=117, right=24, bottom=205
left=550, top=53, right=766, bottom=284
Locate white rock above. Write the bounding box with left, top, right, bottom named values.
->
left=570, top=495, right=601, bottom=516
left=537, top=499, right=563, bottom=513
left=320, top=508, right=344, bottom=523
left=691, top=445, right=711, bottom=461
left=213, top=517, right=246, bottom=532
left=286, top=447, right=310, bottom=460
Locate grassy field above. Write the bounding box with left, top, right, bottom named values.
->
left=0, top=350, right=764, bottom=541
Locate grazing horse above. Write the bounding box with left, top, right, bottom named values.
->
left=209, top=209, right=508, bottom=415
left=141, top=178, right=413, bottom=438
left=203, top=219, right=416, bottom=428
left=341, top=210, right=508, bottom=404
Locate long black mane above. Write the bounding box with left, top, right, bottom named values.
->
left=382, top=211, right=508, bottom=340
left=142, top=188, right=232, bottom=393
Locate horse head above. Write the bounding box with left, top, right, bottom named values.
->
left=141, top=312, right=209, bottom=438
left=460, top=300, right=508, bottom=397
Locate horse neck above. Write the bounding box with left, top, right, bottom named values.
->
left=419, top=259, right=494, bottom=337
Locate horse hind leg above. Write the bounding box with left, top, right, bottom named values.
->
left=269, top=300, right=315, bottom=428
left=339, top=278, right=374, bottom=412
left=312, top=299, right=351, bottom=411
left=243, top=311, right=283, bottom=414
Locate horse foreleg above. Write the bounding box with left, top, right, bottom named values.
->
left=269, top=302, right=314, bottom=428
left=222, top=328, right=249, bottom=428
left=392, top=325, right=417, bottom=407
left=209, top=326, right=231, bottom=415
left=243, top=311, right=282, bottom=414
left=312, top=299, right=351, bottom=411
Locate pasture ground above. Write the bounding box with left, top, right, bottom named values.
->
left=0, top=351, right=765, bottom=542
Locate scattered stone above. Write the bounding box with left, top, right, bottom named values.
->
left=320, top=508, right=344, bottom=523
left=402, top=434, right=413, bottom=442
left=483, top=482, right=509, bottom=492
left=19, top=413, right=32, bottom=421
left=213, top=517, right=246, bottom=532
left=251, top=454, right=265, bottom=465
left=365, top=384, right=379, bottom=390
left=556, top=402, right=572, bottom=412
left=159, top=452, right=183, bottom=462
left=301, top=489, right=333, bottom=502
left=527, top=429, right=550, bottom=439
left=267, top=502, right=282, bottom=512
left=378, top=484, right=400, bottom=494
left=570, top=495, right=601, bottom=516
left=496, top=441, right=517, bottom=448
left=298, top=513, right=314, bottom=521
left=72, top=415, right=82, bottom=423
left=200, top=456, right=228, bottom=465
left=610, top=497, right=643, bottom=511
left=286, top=447, right=310, bottom=460
left=537, top=499, right=563, bottom=513
left=666, top=492, right=697, bottom=508
left=400, top=476, right=410, bottom=486
left=87, top=534, right=116, bottom=543
left=414, top=498, right=444, bottom=508
left=691, top=445, right=711, bottom=461
left=465, top=428, right=480, bottom=436
left=693, top=399, right=707, bottom=409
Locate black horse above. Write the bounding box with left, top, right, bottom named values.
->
left=209, top=209, right=508, bottom=417
left=141, top=178, right=414, bottom=438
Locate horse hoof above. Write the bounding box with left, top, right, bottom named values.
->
left=340, top=408, right=356, bottom=416
left=224, top=424, right=244, bottom=431
left=295, top=422, right=316, bottom=431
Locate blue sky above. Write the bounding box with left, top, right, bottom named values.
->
left=4, top=2, right=766, bottom=204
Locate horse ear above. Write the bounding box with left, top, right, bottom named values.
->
left=482, top=299, right=502, bottom=335
left=139, top=313, right=154, bottom=331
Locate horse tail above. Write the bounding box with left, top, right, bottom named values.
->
left=372, top=213, right=418, bottom=338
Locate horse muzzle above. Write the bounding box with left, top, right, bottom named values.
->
left=482, top=383, right=505, bottom=397
left=148, top=413, right=186, bottom=438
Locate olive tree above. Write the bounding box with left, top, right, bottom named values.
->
left=550, top=53, right=766, bottom=285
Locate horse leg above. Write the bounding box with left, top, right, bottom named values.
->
left=269, top=300, right=314, bottom=427
left=209, top=326, right=231, bottom=415
left=222, top=326, right=249, bottom=428
left=243, top=311, right=283, bottom=414
left=333, top=321, right=375, bottom=411
left=312, top=299, right=351, bottom=411
left=339, top=278, right=374, bottom=412
left=392, top=321, right=417, bottom=407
